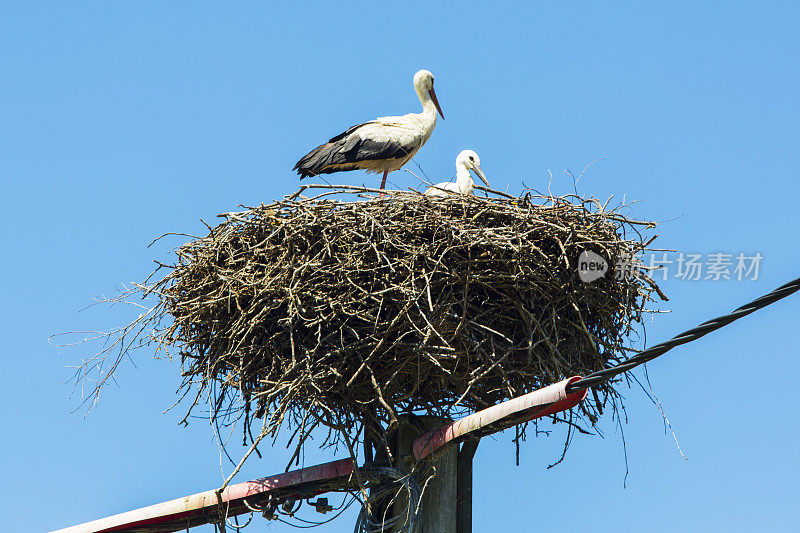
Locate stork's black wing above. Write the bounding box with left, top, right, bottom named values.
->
left=294, top=122, right=412, bottom=178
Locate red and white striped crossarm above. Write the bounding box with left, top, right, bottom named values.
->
left=413, top=376, right=588, bottom=460
left=51, top=458, right=355, bottom=533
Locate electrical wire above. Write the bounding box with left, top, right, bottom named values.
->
left=225, top=511, right=254, bottom=530
left=567, top=276, right=800, bottom=393
left=354, top=467, right=422, bottom=533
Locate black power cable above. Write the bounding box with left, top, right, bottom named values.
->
left=566, top=276, right=800, bottom=393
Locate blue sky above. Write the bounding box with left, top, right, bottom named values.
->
left=2, top=2, right=799, bottom=532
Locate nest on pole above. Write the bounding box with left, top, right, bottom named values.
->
left=121, top=185, right=665, bottom=464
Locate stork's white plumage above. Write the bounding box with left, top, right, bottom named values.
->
left=425, top=150, right=489, bottom=197
left=294, top=70, right=444, bottom=192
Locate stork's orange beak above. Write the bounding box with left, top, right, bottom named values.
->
left=429, top=87, right=444, bottom=120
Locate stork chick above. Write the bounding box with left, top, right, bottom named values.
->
left=294, top=70, right=444, bottom=194
left=425, top=150, right=489, bottom=197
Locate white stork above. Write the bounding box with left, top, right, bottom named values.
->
left=425, top=150, right=489, bottom=196
left=294, top=69, right=444, bottom=193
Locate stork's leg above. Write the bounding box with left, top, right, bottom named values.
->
left=379, top=170, right=389, bottom=197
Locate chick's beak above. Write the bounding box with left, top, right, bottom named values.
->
left=472, top=164, right=490, bottom=187
left=428, top=87, right=444, bottom=120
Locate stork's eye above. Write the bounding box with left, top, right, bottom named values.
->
left=469, top=156, right=475, bottom=162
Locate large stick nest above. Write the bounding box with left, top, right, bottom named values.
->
left=136, top=185, right=664, bottom=459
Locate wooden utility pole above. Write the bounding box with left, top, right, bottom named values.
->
left=393, top=417, right=458, bottom=533
left=456, top=438, right=480, bottom=533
